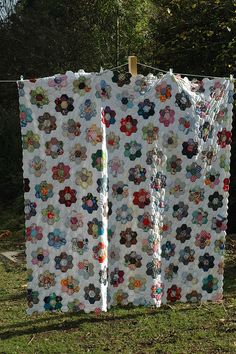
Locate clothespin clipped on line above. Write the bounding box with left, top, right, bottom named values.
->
left=100, top=66, right=104, bottom=73
left=230, top=74, right=234, bottom=83
left=20, top=75, right=24, bottom=81
left=128, top=56, right=137, bottom=77
left=169, top=67, right=178, bottom=83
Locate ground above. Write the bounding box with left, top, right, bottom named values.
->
left=0, top=197, right=235, bottom=354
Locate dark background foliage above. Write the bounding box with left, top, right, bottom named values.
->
left=0, top=0, right=235, bottom=232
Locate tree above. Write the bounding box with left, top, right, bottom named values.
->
left=149, top=0, right=236, bottom=76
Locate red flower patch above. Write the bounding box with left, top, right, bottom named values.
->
left=59, top=186, right=77, bottom=207
left=223, top=178, right=230, bottom=192
left=167, top=285, right=181, bottom=302
left=133, top=189, right=151, bottom=208
left=120, top=115, right=137, bottom=136
left=217, top=128, right=232, bottom=148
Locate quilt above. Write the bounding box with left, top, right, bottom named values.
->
left=17, top=69, right=233, bottom=314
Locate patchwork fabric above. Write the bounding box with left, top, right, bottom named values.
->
left=17, top=70, right=233, bottom=314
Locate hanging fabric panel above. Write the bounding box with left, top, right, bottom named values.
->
left=17, top=70, right=233, bottom=314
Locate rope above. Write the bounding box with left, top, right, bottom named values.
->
left=137, top=63, right=233, bottom=80
left=107, top=62, right=128, bottom=71
left=0, top=62, right=234, bottom=82
left=137, top=62, right=167, bottom=74
left=0, top=79, right=17, bottom=83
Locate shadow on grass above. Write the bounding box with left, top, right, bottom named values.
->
left=224, top=263, right=236, bottom=295
left=0, top=292, right=26, bottom=302
left=0, top=300, right=228, bottom=340
left=0, top=306, right=164, bottom=339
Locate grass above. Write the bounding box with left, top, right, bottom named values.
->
left=0, top=199, right=236, bottom=354
left=0, top=196, right=25, bottom=253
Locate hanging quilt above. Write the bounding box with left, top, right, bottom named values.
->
left=17, top=69, right=234, bottom=314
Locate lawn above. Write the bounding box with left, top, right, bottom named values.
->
left=0, top=198, right=235, bottom=354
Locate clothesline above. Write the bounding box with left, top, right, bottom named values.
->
left=0, top=62, right=234, bottom=82
left=109, top=62, right=234, bottom=81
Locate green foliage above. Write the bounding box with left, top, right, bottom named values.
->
left=149, top=0, right=236, bottom=76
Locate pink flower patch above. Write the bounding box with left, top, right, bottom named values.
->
left=159, top=106, right=175, bottom=127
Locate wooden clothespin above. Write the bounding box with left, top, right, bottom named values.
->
left=128, top=56, right=137, bottom=77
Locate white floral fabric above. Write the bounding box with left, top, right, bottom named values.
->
left=17, top=70, right=233, bottom=314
